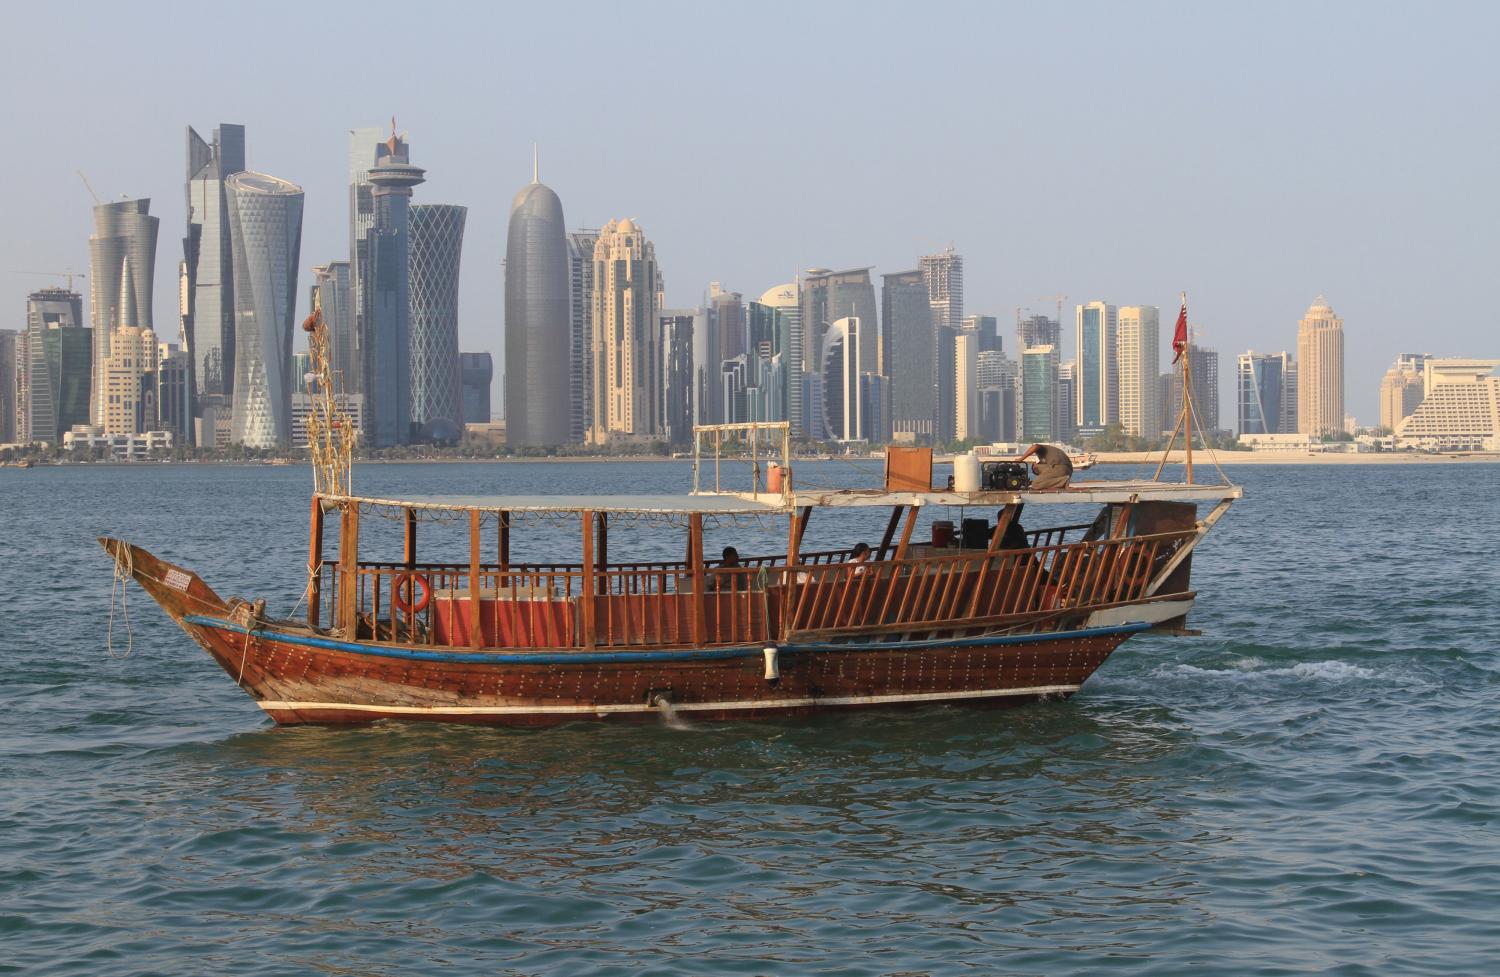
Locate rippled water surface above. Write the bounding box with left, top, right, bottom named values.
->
left=3, top=460, right=1498, bottom=976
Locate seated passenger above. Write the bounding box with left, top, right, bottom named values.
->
left=712, top=546, right=741, bottom=592
left=849, top=541, right=872, bottom=575
left=1017, top=443, right=1073, bottom=491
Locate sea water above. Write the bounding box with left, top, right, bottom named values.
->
left=2, top=460, right=1497, bottom=976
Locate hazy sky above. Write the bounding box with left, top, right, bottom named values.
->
left=3, top=0, right=1496, bottom=423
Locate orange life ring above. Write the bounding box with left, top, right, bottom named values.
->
left=392, top=572, right=431, bottom=614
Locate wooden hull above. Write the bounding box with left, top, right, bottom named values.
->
left=100, top=536, right=1176, bottom=727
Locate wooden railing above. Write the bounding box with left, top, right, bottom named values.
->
left=314, top=528, right=1192, bottom=650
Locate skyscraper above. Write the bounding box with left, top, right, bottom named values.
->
left=225, top=171, right=304, bottom=448
left=801, top=268, right=879, bottom=382
left=1022, top=345, right=1057, bottom=443
left=710, top=283, right=744, bottom=364
left=184, top=123, right=246, bottom=441
left=459, top=351, right=493, bottom=424
left=588, top=218, right=664, bottom=443
left=1379, top=352, right=1429, bottom=431
left=89, top=199, right=158, bottom=427
left=1296, top=296, right=1344, bottom=437
left=1057, top=361, right=1078, bottom=444
left=1018, top=313, right=1060, bottom=352
left=1237, top=350, right=1293, bottom=435
left=0, top=329, right=15, bottom=443
left=757, top=282, right=801, bottom=432
left=882, top=269, right=932, bottom=440
left=919, top=249, right=963, bottom=441
left=1075, top=301, right=1117, bottom=432
left=1169, top=337, right=1222, bottom=436
left=363, top=130, right=425, bottom=446
left=309, top=262, right=354, bottom=393
left=22, top=288, right=90, bottom=444
left=505, top=163, right=570, bottom=446
left=408, top=203, right=467, bottom=439
left=346, top=126, right=385, bottom=397
left=953, top=327, right=977, bottom=441
left=566, top=229, right=601, bottom=444
left=821, top=316, right=867, bottom=442
left=100, top=325, right=158, bottom=435
left=1116, top=305, right=1160, bottom=439
left=660, top=310, right=696, bottom=443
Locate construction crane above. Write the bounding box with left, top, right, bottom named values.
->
left=76, top=170, right=101, bottom=205
left=9, top=270, right=87, bottom=292
left=1036, top=295, right=1068, bottom=326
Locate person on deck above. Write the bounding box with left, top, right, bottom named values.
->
left=1017, top=443, right=1073, bottom=491
left=711, top=546, right=742, bottom=592
left=849, top=542, right=872, bottom=575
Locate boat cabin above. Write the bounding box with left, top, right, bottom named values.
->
left=305, top=468, right=1239, bottom=653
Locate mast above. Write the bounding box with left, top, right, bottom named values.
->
left=1182, top=335, right=1194, bottom=484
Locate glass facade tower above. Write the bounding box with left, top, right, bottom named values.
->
left=184, top=124, right=246, bottom=440
left=225, top=171, right=304, bottom=448
left=1075, top=301, right=1118, bottom=430
left=408, top=204, right=467, bottom=438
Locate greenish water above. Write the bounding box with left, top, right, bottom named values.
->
left=3, top=461, right=1497, bottom=976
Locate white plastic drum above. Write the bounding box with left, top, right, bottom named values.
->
left=952, top=452, right=982, bottom=492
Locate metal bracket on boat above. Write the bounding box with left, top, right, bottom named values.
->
left=763, top=646, right=780, bottom=682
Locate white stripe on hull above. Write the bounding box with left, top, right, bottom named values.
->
left=257, top=684, right=1083, bottom=718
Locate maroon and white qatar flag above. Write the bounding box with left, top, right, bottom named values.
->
left=1171, top=293, right=1188, bottom=363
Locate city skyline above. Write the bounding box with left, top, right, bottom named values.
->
left=2, top=3, right=1497, bottom=425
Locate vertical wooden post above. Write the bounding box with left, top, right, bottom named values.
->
left=337, top=500, right=360, bottom=636
left=498, top=511, right=511, bottom=575
left=876, top=505, right=905, bottom=561
left=403, top=508, right=417, bottom=569
left=596, top=513, right=609, bottom=596
left=689, top=513, right=706, bottom=646
left=307, top=495, right=324, bottom=628
left=580, top=510, right=596, bottom=648
left=468, top=509, right=483, bottom=649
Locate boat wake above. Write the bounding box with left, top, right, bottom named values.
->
left=1166, top=659, right=1377, bottom=683
left=652, top=695, right=693, bottom=731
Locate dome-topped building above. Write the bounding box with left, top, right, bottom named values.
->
left=504, top=153, right=570, bottom=446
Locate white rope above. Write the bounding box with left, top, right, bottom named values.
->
left=106, top=546, right=135, bottom=660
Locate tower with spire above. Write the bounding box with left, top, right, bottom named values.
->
left=362, top=120, right=426, bottom=446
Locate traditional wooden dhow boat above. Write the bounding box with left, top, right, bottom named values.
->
left=100, top=308, right=1239, bottom=726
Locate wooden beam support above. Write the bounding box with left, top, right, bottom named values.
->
left=892, top=504, right=920, bottom=563
left=985, top=503, right=1020, bottom=554
left=580, top=510, right=596, bottom=648
left=468, top=509, right=483, bottom=649
left=403, top=507, right=417, bottom=570
left=596, top=512, right=609, bottom=596
left=689, top=513, right=706, bottom=646
left=307, top=495, right=324, bottom=628
left=336, top=500, right=360, bottom=636
left=498, top=511, right=511, bottom=574
left=876, top=505, right=905, bottom=561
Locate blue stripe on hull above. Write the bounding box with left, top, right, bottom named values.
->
left=182, top=615, right=1152, bottom=666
